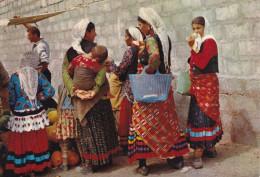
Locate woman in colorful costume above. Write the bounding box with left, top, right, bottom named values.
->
left=186, top=16, right=223, bottom=169
left=106, top=27, right=144, bottom=154
left=61, top=19, right=120, bottom=173
left=5, top=52, right=55, bottom=177
left=127, top=8, right=190, bottom=176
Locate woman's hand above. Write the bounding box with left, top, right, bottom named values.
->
left=187, top=35, right=195, bottom=48
left=133, top=41, right=145, bottom=50
left=81, top=90, right=96, bottom=100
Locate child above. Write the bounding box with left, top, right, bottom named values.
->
left=5, top=52, right=55, bottom=177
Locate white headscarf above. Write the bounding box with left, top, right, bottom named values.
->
left=71, top=18, right=91, bottom=54
left=128, top=27, right=143, bottom=42
left=139, top=7, right=170, bottom=69
left=193, top=16, right=216, bottom=53
left=18, top=52, right=39, bottom=108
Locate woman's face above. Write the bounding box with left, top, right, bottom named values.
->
left=84, top=27, right=97, bottom=42
left=138, top=21, right=150, bottom=36
left=125, top=33, right=133, bottom=46
left=192, top=24, right=204, bottom=37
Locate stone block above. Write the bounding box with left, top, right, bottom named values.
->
left=204, top=0, right=226, bottom=7
left=242, top=1, right=260, bottom=18
left=253, top=22, right=260, bottom=38
left=171, top=13, right=192, bottom=27
left=238, top=40, right=260, bottom=56
left=227, top=60, right=242, bottom=75
left=216, top=4, right=240, bottom=21
left=225, top=23, right=251, bottom=40
left=219, top=41, right=237, bottom=59
left=163, top=0, right=183, bottom=13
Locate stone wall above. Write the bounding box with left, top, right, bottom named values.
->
left=0, top=0, right=259, bottom=146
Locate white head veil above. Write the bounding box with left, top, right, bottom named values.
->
left=193, top=16, right=216, bottom=53
left=139, top=7, right=170, bottom=69
left=128, top=27, right=143, bottom=42
left=71, top=18, right=91, bottom=54
left=18, top=52, right=39, bottom=108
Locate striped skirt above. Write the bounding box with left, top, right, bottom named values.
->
left=186, top=96, right=223, bottom=149
left=5, top=128, right=51, bottom=176
left=128, top=124, right=189, bottom=163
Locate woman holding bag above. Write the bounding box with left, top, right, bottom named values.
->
left=186, top=16, right=223, bottom=169
left=126, top=7, right=189, bottom=176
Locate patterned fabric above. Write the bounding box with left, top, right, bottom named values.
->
left=189, top=72, right=220, bottom=123
left=56, top=109, right=78, bottom=140
left=132, top=90, right=182, bottom=156
left=186, top=96, right=223, bottom=149
left=108, top=47, right=136, bottom=102
left=128, top=124, right=189, bottom=163
left=5, top=128, right=51, bottom=175
left=119, top=97, right=133, bottom=146
left=9, top=72, right=55, bottom=111
left=77, top=99, right=120, bottom=166
left=68, top=54, right=103, bottom=75
left=7, top=107, right=49, bottom=133
left=139, top=36, right=160, bottom=70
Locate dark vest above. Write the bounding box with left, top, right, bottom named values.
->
left=119, top=46, right=139, bottom=82
left=188, top=41, right=219, bottom=75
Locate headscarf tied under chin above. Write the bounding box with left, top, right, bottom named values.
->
left=139, top=7, right=170, bottom=69
left=71, top=18, right=90, bottom=54
left=193, top=16, right=216, bottom=53
left=18, top=52, right=39, bottom=108
left=128, top=27, right=143, bottom=42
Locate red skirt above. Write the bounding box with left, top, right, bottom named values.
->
left=5, top=128, right=51, bottom=175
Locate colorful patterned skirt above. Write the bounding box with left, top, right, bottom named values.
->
left=119, top=97, right=132, bottom=146
left=186, top=96, right=223, bottom=149
left=128, top=124, right=189, bottom=163
left=56, top=109, right=78, bottom=140
left=5, top=128, right=51, bottom=175
left=128, top=91, right=189, bottom=163
left=77, top=99, right=121, bottom=166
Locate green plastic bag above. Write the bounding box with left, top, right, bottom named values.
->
left=176, top=71, right=191, bottom=96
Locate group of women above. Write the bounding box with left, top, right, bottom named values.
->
left=4, top=6, right=223, bottom=177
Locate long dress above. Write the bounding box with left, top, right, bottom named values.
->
left=107, top=46, right=139, bottom=147
left=128, top=35, right=189, bottom=163
left=186, top=38, right=223, bottom=149
left=63, top=40, right=120, bottom=167
left=5, top=72, right=55, bottom=176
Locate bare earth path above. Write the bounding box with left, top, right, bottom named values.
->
left=41, top=141, right=259, bottom=177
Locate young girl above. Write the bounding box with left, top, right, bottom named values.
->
left=186, top=16, right=223, bottom=169
left=5, top=52, right=55, bottom=177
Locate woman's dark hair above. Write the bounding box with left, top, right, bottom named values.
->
left=137, top=16, right=147, bottom=24
left=125, top=29, right=132, bottom=38
left=191, top=16, right=205, bottom=26
left=86, top=22, right=95, bottom=32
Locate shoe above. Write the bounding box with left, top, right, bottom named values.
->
left=192, top=157, right=203, bottom=169
left=92, top=165, right=100, bottom=173
left=167, top=156, right=184, bottom=169
left=59, top=164, right=69, bottom=171
left=134, top=165, right=149, bottom=176
left=202, top=149, right=217, bottom=158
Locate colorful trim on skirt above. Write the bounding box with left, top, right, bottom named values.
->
left=56, top=109, right=78, bottom=140
left=119, top=97, right=132, bottom=146
left=77, top=99, right=121, bottom=166
left=186, top=96, right=223, bottom=149
left=5, top=128, right=51, bottom=175
left=128, top=124, right=189, bottom=163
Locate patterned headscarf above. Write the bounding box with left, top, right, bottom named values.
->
left=128, top=27, right=143, bottom=42
left=71, top=18, right=90, bottom=54
left=139, top=7, right=170, bottom=69
left=18, top=52, right=39, bottom=108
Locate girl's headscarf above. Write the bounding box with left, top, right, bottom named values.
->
left=71, top=18, right=90, bottom=54
left=139, top=7, right=170, bottom=69
left=193, top=16, right=216, bottom=53
left=18, top=52, right=39, bottom=108
left=128, top=27, right=143, bottom=42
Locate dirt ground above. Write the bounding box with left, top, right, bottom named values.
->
left=40, top=141, right=259, bottom=177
